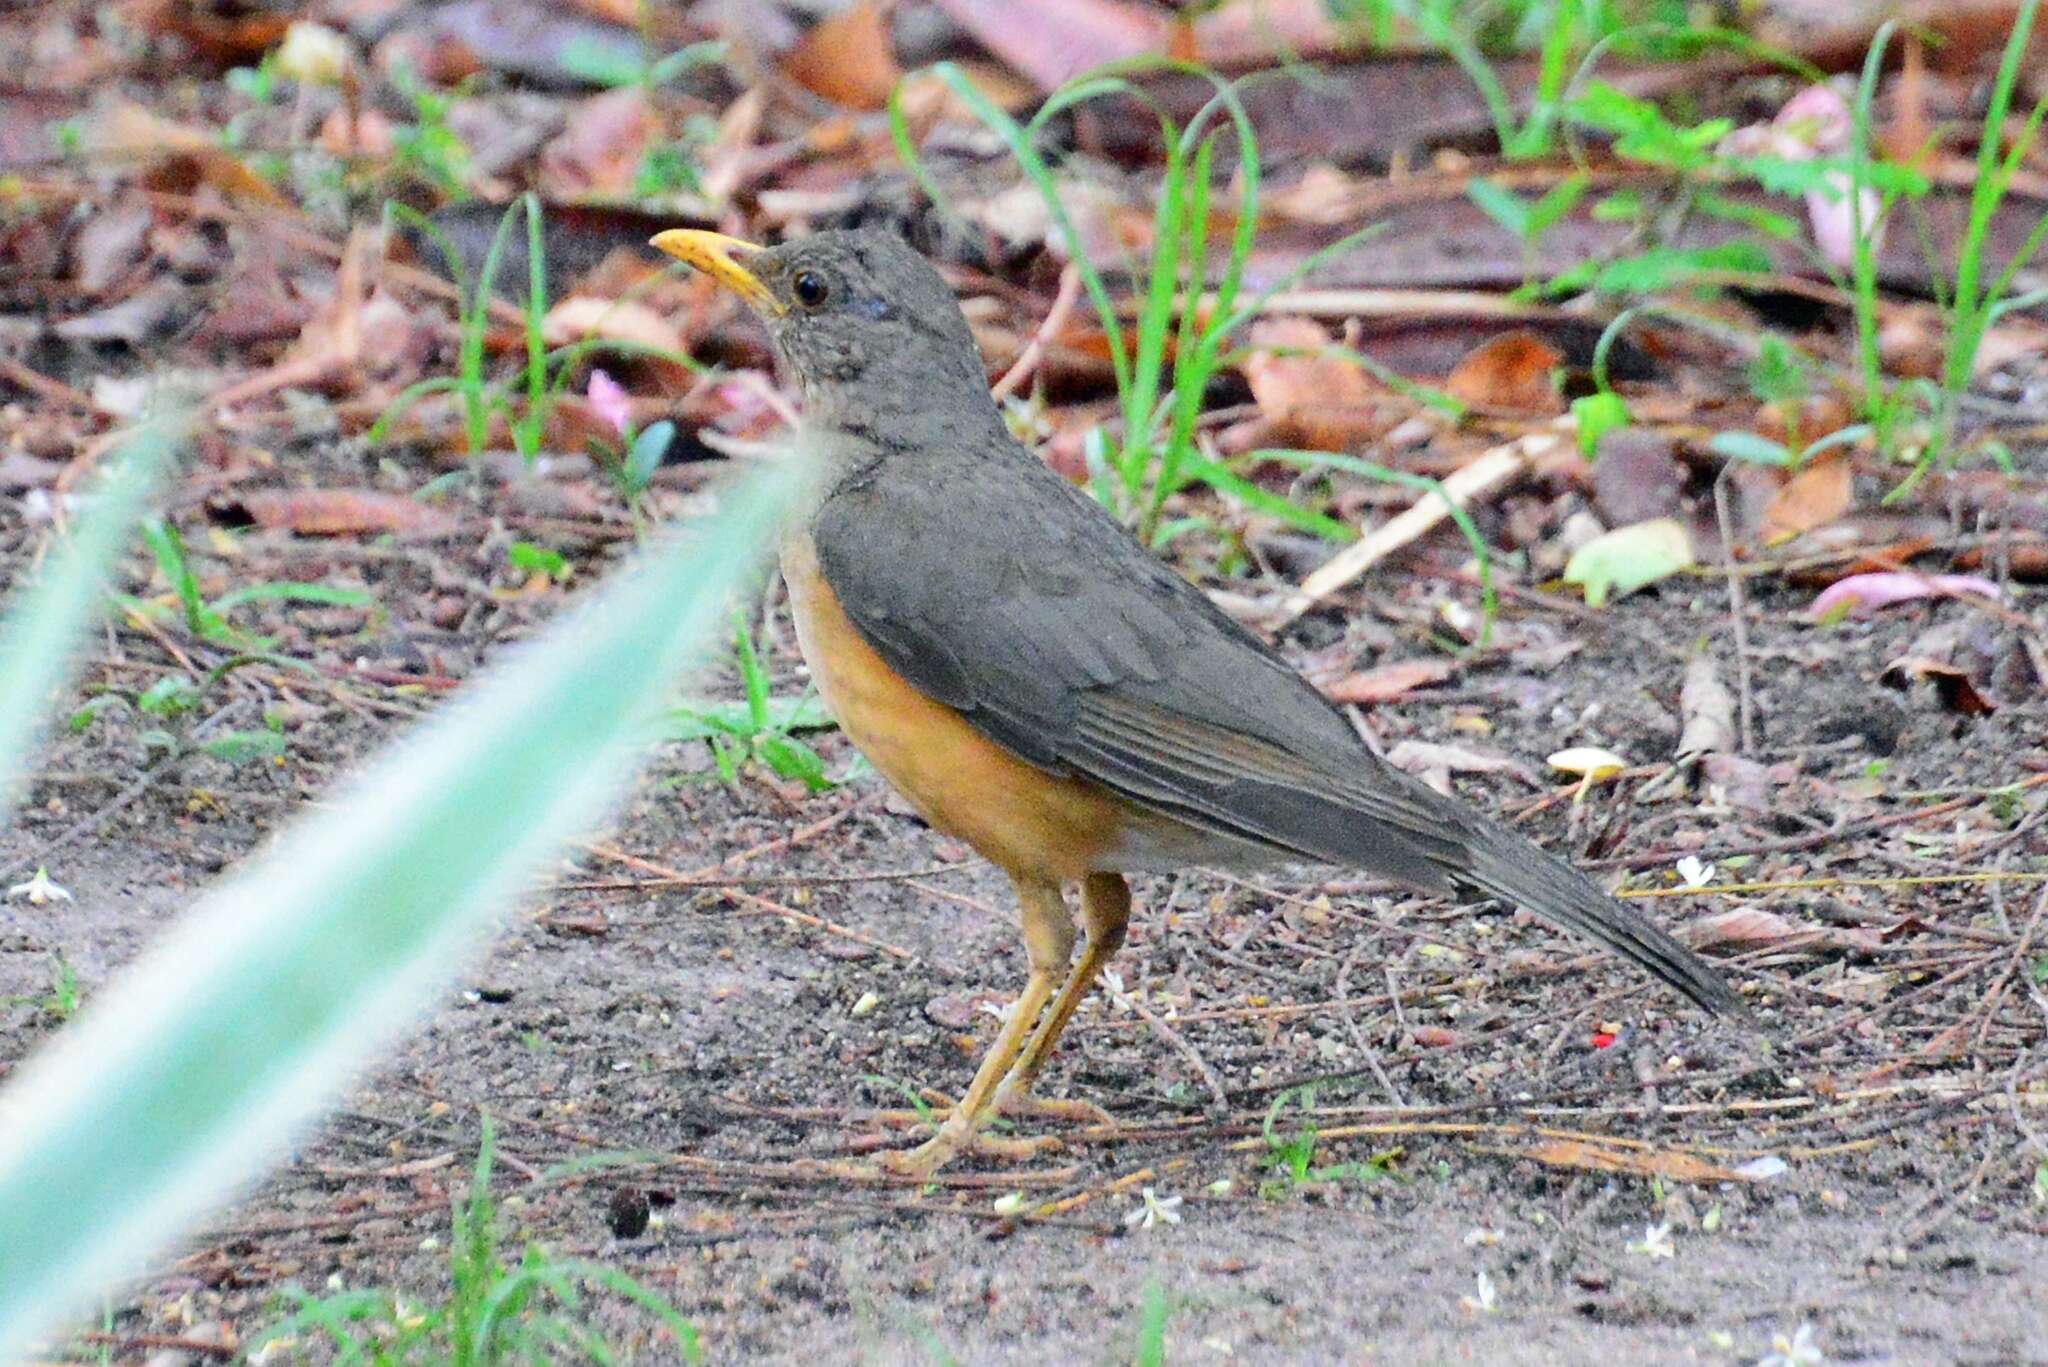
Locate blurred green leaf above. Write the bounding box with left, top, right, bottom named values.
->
left=1572, top=391, right=1631, bottom=457
left=660, top=696, right=833, bottom=741
left=0, top=417, right=178, bottom=822
left=508, top=541, right=570, bottom=579
left=0, top=472, right=786, bottom=1356
left=1708, top=430, right=1797, bottom=468
left=197, top=731, right=287, bottom=766
left=1562, top=517, right=1696, bottom=607
left=1467, top=178, right=1532, bottom=238
left=136, top=674, right=201, bottom=718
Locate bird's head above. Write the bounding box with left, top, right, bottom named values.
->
left=651, top=228, right=995, bottom=441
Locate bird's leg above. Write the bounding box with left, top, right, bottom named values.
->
left=995, top=872, right=1130, bottom=1125
left=876, top=877, right=1073, bottom=1176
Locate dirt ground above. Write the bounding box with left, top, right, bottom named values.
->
left=4, top=494, right=2045, bottom=1363
left=3, top=5, right=2047, bottom=1357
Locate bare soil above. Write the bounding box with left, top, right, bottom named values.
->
left=5, top=521, right=2044, bottom=1365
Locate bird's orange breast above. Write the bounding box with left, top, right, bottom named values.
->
left=781, top=533, right=1128, bottom=882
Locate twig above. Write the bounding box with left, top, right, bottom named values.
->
left=989, top=262, right=1083, bottom=402
left=1273, top=431, right=1551, bottom=627
left=1102, top=969, right=1231, bottom=1115
left=1712, top=468, right=1757, bottom=754
left=1334, top=945, right=1407, bottom=1107
left=75, top=1333, right=234, bottom=1361
left=580, top=833, right=923, bottom=963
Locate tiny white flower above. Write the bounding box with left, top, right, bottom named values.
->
left=1675, top=855, right=1715, bottom=889
left=1628, top=1221, right=1676, bottom=1259
left=1124, top=1186, right=1182, bottom=1231
left=1100, top=969, right=1136, bottom=1014
left=1759, top=1321, right=1824, bottom=1367
left=6, top=868, right=72, bottom=905
left=276, top=21, right=351, bottom=85
left=991, top=1191, right=1026, bottom=1216
left=1463, top=1227, right=1504, bottom=1247
left=1460, top=1269, right=1498, bottom=1313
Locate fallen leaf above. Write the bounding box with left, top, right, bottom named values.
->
left=1561, top=517, right=1695, bottom=607
left=1691, top=906, right=1881, bottom=955
left=541, top=295, right=685, bottom=354
left=1410, top=1025, right=1466, bottom=1049
left=1591, top=429, right=1683, bottom=527
left=1881, top=655, right=1997, bottom=715
left=1675, top=654, right=1734, bottom=760
left=1699, top=753, right=1788, bottom=813
left=240, top=489, right=458, bottom=538
left=929, top=0, right=1164, bottom=91
left=784, top=0, right=902, bottom=110
left=70, top=201, right=154, bottom=297
left=1443, top=330, right=1564, bottom=416
left=1807, top=571, right=2001, bottom=619
left=83, top=98, right=286, bottom=205
left=1512, top=1137, right=1751, bottom=1185
left=1385, top=740, right=1541, bottom=795
left=539, top=87, right=660, bottom=199
left=1325, top=656, right=1458, bottom=703
left=1687, top=906, right=1804, bottom=946
left=1548, top=746, right=1628, bottom=780
left=1761, top=453, right=1853, bottom=542
left=1243, top=317, right=1393, bottom=451
left=52, top=277, right=191, bottom=345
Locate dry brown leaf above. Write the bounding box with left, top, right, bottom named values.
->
left=540, top=88, right=659, bottom=199
left=1325, top=656, right=1458, bottom=704
left=241, top=489, right=458, bottom=539
left=1762, top=452, right=1853, bottom=541
left=1675, top=654, right=1735, bottom=760
left=1882, top=655, right=1997, bottom=715
left=696, top=85, right=767, bottom=206
left=930, top=0, right=1165, bottom=90
left=84, top=99, right=287, bottom=206
left=1688, top=906, right=1805, bottom=947
left=542, top=296, right=685, bottom=354
left=1514, top=1138, right=1750, bottom=1185
left=1591, top=429, right=1683, bottom=527
left=784, top=0, right=902, bottom=111
left=1442, top=330, right=1564, bottom=416
left=1242, top=316, right=1395, bottom=450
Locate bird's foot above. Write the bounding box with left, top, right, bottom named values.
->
left=858, top=1089, right=1067, bottom=1174
left=993, top=1078, right=1114, bottom=1127
left=871, top=1124, right=1061, bottom=1178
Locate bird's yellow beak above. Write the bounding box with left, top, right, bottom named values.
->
left=650, top=229, right=784, bottom=317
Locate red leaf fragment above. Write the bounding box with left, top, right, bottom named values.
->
left=240, top=489, right=458, bottom=539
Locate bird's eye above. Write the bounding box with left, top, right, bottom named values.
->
left=792, top=271, right=830, bottom=308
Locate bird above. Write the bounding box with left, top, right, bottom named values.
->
left=650, top=226, right=1749, bottom=1176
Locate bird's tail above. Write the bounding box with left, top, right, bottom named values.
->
left=1450, top=812, right=1750, bottom=1021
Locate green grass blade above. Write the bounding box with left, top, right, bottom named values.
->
left=1179, top=453, right=1356, bottom=543
left=0, top=471, right=787, bottom=1358
left=0, top=416, right=178, bottom=825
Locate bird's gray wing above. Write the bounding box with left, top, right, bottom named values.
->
left=810, top=446, right=1743, bottom=1016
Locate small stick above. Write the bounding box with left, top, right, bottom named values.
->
left=1273, top=432, right=1549, bottom=628
left=1102, top=968, right=1231, bottom=1114
left=1712, top=467, right=1757, bottom=754
left=989, top=262, right=1083, bottom=402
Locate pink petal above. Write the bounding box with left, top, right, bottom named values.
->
left=1805, top=176, right=1882, bottom=270
left=1776, top=82, right=1852, bottom=155
left=586, top=368, right=632, bottom=437
left=1808, top=572, right=2003, bottom=619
